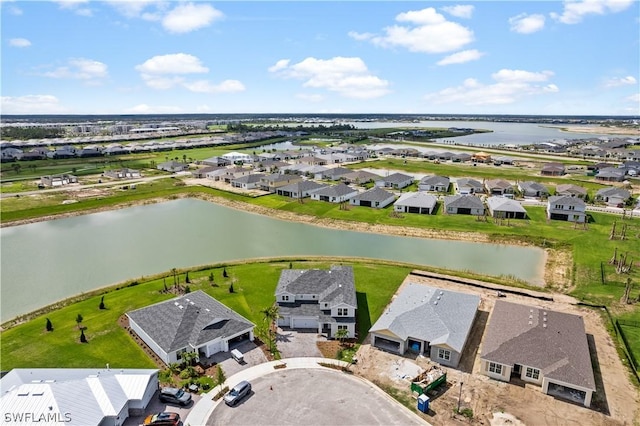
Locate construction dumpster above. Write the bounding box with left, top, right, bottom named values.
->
left=411, top=365, right=446, bottom=396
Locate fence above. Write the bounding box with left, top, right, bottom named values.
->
left=615, top=320, right=639, bottom=372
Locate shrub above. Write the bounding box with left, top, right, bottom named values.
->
left=45, top=318, right=53, bottom=332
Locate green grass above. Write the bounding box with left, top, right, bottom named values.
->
left=0, top=259, right=410, bottom=370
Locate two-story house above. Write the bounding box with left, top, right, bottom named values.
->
left=275, top=265, right=357, bottom=338
left=547, top=195, right=586, bottom=223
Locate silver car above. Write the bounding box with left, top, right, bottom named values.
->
left=223, top=381, right=252, bottom=406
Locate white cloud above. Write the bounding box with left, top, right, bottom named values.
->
left=551, top=0, right=634, bottom=24
left=1, top=95, right=67, bottom=114
left=162, top=2, right=224, bottom=33
left=604, top=75, right=637, bottom=87
left=124, top=103, right=182, bottom=114
left=269, top=56, right=391, bottom=99
left=437, top=49, right=484, bottom=65
left=424, top=68, right=558, bottom=105
left=105, top=0, right=162, bottom=19
left=349, top=7, right=474, bottom=54
left=509, top=13, right=545, bottom=34
left=441, top=5, right=474, bottom=19
left=182, top=79, right=246, bottom=94
left=268, top=59, right=290, bottom=73
left=54, top=0, right=92, bottom=16
left=9, top=38, right=31, bottom=48
left=626, top=93, right=640, bottom=103
left=135, top=53, right=209, bottom=75
left=40, top=58, right=108, bottom=82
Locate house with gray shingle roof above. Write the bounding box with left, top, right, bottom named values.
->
left=340, top=170, right=381, bottom=185
left=231, top=173, right=265, bottom=190
left=127, top=291, right=255, bottom=364
left=455, top=178, right=484, bottom=195
left=418, top=175, right=450, bottom=192
left=320, top=166, right=352, bottom=180
left=595, top=186, right=631, bottom=206
left=369, top=283, right=480, bottom=367
left=484, top=179, right=514, bottom=197
left=555, top=184, right=587, bottom=199
left=375, top=172, right=414, bottom=189
left=444, top=194, right=485, bottom=215
left=394, top=192, right=438, bottom=214
left=518, top=181, right=549, bottom=199
left=595, top=167, right=626, bottom=182
left=349, top=187, right=396, bottom=209
left=310, top=183, right=358, bottom=203
left=547, top=195, right=586, bottom=223
left=481, top=300, right=596, bottom=407
left=276, top=180, right=328, bottom=198
left=276, top=266, right=357, bottom=338
left=541, top=162, right=565, bottom=176
left=487, top=197, right=527, bottom=219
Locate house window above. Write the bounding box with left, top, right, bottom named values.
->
left=282, top=295, right=289, bottom=301
left=176, top=348, right=187, bottom=360
left=525, top=367, right=540, bottom=380
left=337, top=325, right=348, bottom=331
left=337, top=308, right=349, bottom=316
left=554, top=204, right=562, bottom=209
left=568, top=205, right=575, bottom=210
left=437, top=348, right=451, bottom=361
left=488, top=362, right=503, bottom=375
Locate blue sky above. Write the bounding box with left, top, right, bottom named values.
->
left=1, top=1, right=639, bottom=115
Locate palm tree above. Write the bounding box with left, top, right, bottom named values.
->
left=335, top=328, right=349, bottom=347
left=261, top=305, right=280, bottom=353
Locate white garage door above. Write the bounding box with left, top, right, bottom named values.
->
left=293, top=318, right=318, bottom=329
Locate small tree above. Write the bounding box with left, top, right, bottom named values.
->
left=209, top=272, right=215, bottom=286
left=75, top=314, right=83, bottom=329
left=46, top=318, right=53, bottom=332
left=216, top=365, right=226, bottom=387
left=289, top=262, right=293, bottom=269
left=185, top=285, right=191, bottom=294
left=335, top=328, right=349, bottom=347
left=99, top=296, right=105, bottom=310
left=229, top=283, right=234, bottom=293
left=223, top=268, right=228, bottom=278
left=80, top=329, right=88, bottom=343
left=185, top=272, right=190, bottom=284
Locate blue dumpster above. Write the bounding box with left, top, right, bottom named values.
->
left=417, top=394, right=430, bottom=413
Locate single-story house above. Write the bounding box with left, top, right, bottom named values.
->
left=518, top=181, right=550, bottom=199
left=418, top=175, right=450, bottom=192
left=157, top=161, right=188, bottom=173
left=481, top=300, right=596, bottom=407
left=340, top=170, right=381, bottom=185
left=394, top=192, right=438, bottom=214
left=375, top=172, right=414, bottom=189
left=555, top=184, right=587, bottom=199
left=547, top=195, right=587, bottom=223
left=595, top=187, right=631, bottom=206
left=541, top=163, right=565, bottom=176
left=472, top=152, right=492, bottom=163
left=41, top=174, right=78, bottom=187
left=192, top=165, right=225, bottom=178
left=0, top=368, right=159, bottom=426
left=103, top=168, right=141, bottom=179
left=232, top=173, right=266, bottom=190
left=127, top=290, right=255, bottom=365
left=201, top=156, right=232, bottom=167
left=444, top=194, right=485, bottom=215
left=276, top=180, right=328, bottom=198
left=486, top=196, right=527, bottom=219
left=319, top=167, right=352, bottom=180
left=310, top=183, right=358, bottom=203
left=349, top=187, right=396, bottom=209
left=484, top=179, right=514, bottom=197
left=595, top=167, right=626, bottom=182
left=455, top=178, right=484, bottom=195
left=276, top=265, right=357, bottom=338
left=369, top=283, right=480, bottom=368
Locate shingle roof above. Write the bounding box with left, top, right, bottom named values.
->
left=351, top=187, right=395, bottom=203
left=379, top=172, right=413, bottom=184
left=127, top=291, right=254, bottom=353
left=456, top=178, right=484, bottom=190
left=275, top=266, right=356, bottom=307
left=596, top=187, right=630, bottom=198
left=369, top=283, right=480, bottom=352
left=278, top=180, right=327, bottom=193
left=312, top=183, right=357, bottom=198
left=322, top=167, right=352, bottom=178
left=482, top=301, right=596, bottom=391
left=485, top=179, right=513, bottom=190
left=548, top=195, right=586, bottom=207
left=444, top=194, right=484, bottom=209
left=233, top=173, right=265, bottom=184
left=395, top=192, right=437, bottom=209
left=419, top=175, right=450, bottom=187
left=486, top=197, right=527, bottom=213
left=556, top=184, right=587, bottom=195
left=519, top=181, right=549, bottom=193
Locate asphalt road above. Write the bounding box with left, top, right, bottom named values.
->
left=207, top=368, right=426, bottom=426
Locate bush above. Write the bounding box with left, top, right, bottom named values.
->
left=213, top=386, right=229, bottom=401
left=45, top=318, right=53, bottom=332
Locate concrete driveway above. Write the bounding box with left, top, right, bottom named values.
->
left=123, top=389, right=201, bottom=426
left=209, top=341, right=269, bottom=378
left=276, top=327, right=323, bottom=358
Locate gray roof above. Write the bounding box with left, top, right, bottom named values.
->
left=394, top=192, right=437, bottom=209
left=278, top=180, right=327, bottom=194
left=456, top=178, right=484, bottom=190
left=322, top=167, right=352, bottom=178
left=485, top=179, right=513, bottom=190
left=486, top=197, right=527, bottom=213
left=276, top=265, right=356, bottom=308
left=556, top=184, right=587, bottom=195
left=419, top=175, right=450, bottom=187
left=482, top=301, right=596, bottom=391
left=341, top=170, right=381, bottom=183
left=312, top=182, right=357, bottom=198
left=351, top=187, right=395, bottom=203
left=596, top=186, right=630, bottom=199
left=548, top=195, right=586, bottom=207
left=444, top=194, right=484, bottom=209
left=596, top=167, right=626, bottom=178
left=379, top=172, right=413, bottom=184
left=262, top=173, right=297, bottom=183
left=519, top=181, right=549, bottom=193
left=233, top=173, right=265, bottom=184
left=127, top=291, right=254, bottom=353
left=369, top=283, right=480, bottom=352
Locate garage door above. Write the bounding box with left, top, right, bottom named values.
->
left=374, top=336, right=401, bottom=353
left=293, top=318, right=318, bottom=329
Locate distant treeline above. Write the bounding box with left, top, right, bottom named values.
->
left=1, top=127, right=66, bottom=140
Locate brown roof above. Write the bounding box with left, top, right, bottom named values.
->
left=481, top=300, right=595, bottom=391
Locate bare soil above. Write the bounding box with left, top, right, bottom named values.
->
left=351, top=273, right=640, bottom=426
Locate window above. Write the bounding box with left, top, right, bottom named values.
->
left=437, top=348, right=451, bottom=361
left=337, top=308, right=348, bottom=316
left=282, top=295, right=289, bottom=301
left=568, top=205, right=575, bottom=210
left=525, top=367, right=540, bottom=380
left=176, top=348, right=187, bottom=360
left=337, top=325, right=348, bottom=331
left=488, top=362, right=503, bottom=375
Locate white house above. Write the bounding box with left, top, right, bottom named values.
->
left=547, top=195, right=587, bottom=223
left=349, top=187, right=396, bottom=209
left=310, top=183, right=358, bottom=203
left=394, top=192, right=438, bottom=214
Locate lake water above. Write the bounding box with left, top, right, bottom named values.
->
left=0, top=198, right=545, bottom=322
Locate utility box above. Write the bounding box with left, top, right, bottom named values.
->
left=417, top=394, right=430, bottom=413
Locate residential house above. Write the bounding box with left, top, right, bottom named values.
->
left=232, top=173, right=266, bottom=190
left=103, top=168, right=141, bottom=179
left=418, top=175, right=450, bottom=192
left=555, top=184, right=587, bottom=199
left=541, top=163, right=565, bottom=176
left=276, top=180, right=328, bottom=198
left=472, top=152, right=492, bottom=163
left=0, top=368, right=159, bottom=426
left=201, top=156, right=232, bottom=167
left=255, top=159, right=289, bottom=173
left=221, top=166, right=252, bottom=183
left=369, top=283, right=480, bottom=368
left=444, top=195, right=485, bottom=215
left=41, top=174, right=78, bottom=187
left=595, top=187, right=631, bottom=206
left=518, top=181, right=550, bottom=199
left=296, top=155, right=327, bottom=166
left=451, top=153, right=472, bottom=163
left=595, top=167, right=626, bottom=182
left=310, top=183, right=358, bottom=203
left=340, top=170, right=381, bottom=185
left=127, top=290, right=255, bottom=365
left=481, top=300, right=596, bottom=407
left=192, top=165, right=225, bottom=178
left=487, top=197, right=527, bottom=219
left=485, top=179, right=515, bottom=197
left=157, top=161, right=187, bottom=173
left=320, top=167, right=353, bottom=181
left=259, top=173, right=303, bottom=193
left=375, top=172, right=414, bottom=189
left=221, top=151, right=253, bottom=164
left=547, top=196, right=587, bottom=223
left=394, top=192, right=438, bottom=214
left=493, top=156, right=516, bottom=166
left=275, top=265, right=357, bottom=338
left=349, top=187, right=396, bottom=209
left=455, top=178, right=484, bottom=195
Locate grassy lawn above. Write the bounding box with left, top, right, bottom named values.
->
left=0, top=259, right=410, bottom=370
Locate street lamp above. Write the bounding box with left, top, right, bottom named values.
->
left=457, top=381, right=464, bottom=413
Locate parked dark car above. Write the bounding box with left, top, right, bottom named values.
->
left=224, top=381, right=252, bottom=406
left=159, top=387, right=192, bottom=406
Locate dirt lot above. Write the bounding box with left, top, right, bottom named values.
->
left=350, top=272, right=640, bottom=426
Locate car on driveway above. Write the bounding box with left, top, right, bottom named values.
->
left=159, top=387, right=192, bottom=406
left=224, top=381, right=252, bottom=406
left=143, top=411, right=180, bottom=425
